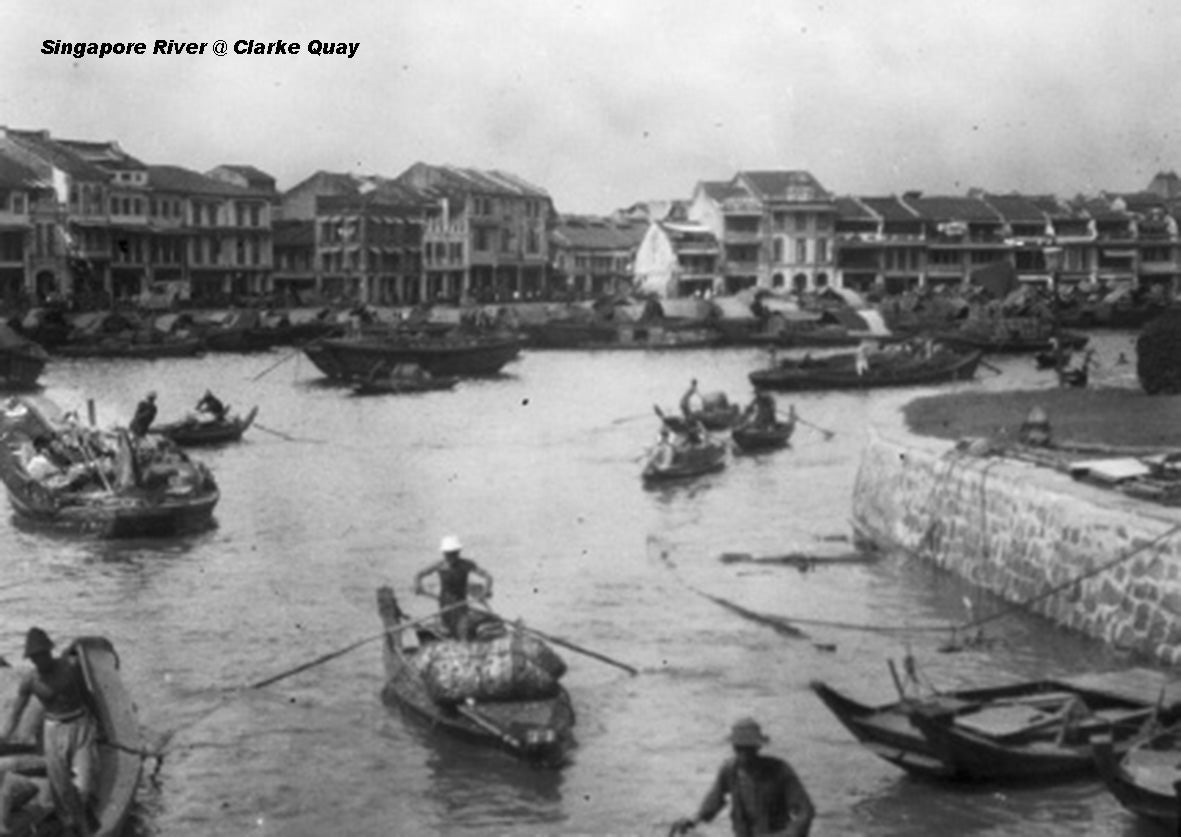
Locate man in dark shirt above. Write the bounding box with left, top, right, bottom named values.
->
left=0, top=628, right=99, bottom=837
left=413, top=535, right=494, bottom=639
left=195, top=390, right=228, bottom=422
left=673, top=718, right=814, bottom=837
left=129, top=391, right=157, bottom=437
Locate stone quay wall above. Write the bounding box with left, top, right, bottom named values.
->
left=852, top=420, right=1181, bottom=666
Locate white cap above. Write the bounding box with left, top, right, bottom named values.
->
left=440, top=535, right=462, bottom=553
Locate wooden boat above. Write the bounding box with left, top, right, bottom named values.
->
left=376, top=586, right=575, bottom=765
left=934, top=322, right=1088, bottom=355
left=749, top=345, right=983, bottom=392
left=1093, top=727, right=1181, bottom=829
left=54, top=336, right=205, bottom=359
left=812, top=668, right=1180, bottom=783
left=2, top=636, right=142, bottom=837
left=304, top=331, right=524, bottom=381
left=0, top=324, right=49, bottom=390
left=150, top=406, right=259, bottom=446
left=0, top=397, right=220, bottom=537
left=351, top=364, right=459, bottom=396
left=731, top=418, right=795, bottom=452
left=641, top=436, right=727, bottom=484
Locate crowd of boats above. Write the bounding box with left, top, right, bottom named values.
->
left=0, top=282, right=1179, bottom=833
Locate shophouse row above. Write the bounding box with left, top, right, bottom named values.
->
left=1, top=125, right=1179, bottom=310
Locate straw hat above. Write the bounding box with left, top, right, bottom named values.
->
left=439, top=535, right=463, bottom=553
left=729, top=717, right=769, bottom=747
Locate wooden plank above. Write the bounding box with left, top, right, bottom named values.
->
left=1054, top=668, right=1181, bottom=707
left=953, top=704, right=1057, bottom=738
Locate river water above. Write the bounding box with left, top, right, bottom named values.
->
left=0, top=330, right=1165, bottom=837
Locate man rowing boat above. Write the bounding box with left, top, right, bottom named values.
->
left=413, top=535, right=495, bottom=640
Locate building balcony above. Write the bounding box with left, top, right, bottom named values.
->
left=722, top=231, right=762, bottom=244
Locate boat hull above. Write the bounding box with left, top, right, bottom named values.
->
left=642, top=440, right=727, bottom=483
left=1094, top=731, right=1181, bottom=828
left=812, top=670, right=1171, bottom=783
left=731, top=421, right=795, bottom=452
left=376, top=587, right=575, bottom=765
left=750, top=349, right=983, bottom=391
left=151, top=407, right=258, bottom=446
left=306, top=335, right=524, bottom=380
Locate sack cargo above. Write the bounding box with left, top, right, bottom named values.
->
left=416, top=632, right=567, bottom=704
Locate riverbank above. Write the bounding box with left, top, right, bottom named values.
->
left=903, top=385, right=1181, bottom=450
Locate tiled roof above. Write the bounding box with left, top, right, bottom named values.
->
left=57, top=138, right=147, bottom=171
left=148, top=165, right=250, bottom=196
left=399, top=163, right=550, bottom=199
left=0, top=150, right=42, bottom=190
left=3, top=129, right=109, bottom=180
left=738, top=170, right=832, bottom=202
left=316, top=187, right=429, bottom=213
left=903, top=195, right=1001, bottom=222
left=859, top=196, right=920, bottom=222
left=981, top=193, right=1047, bottom=223
left=698, top=180, right=748, bottom=202
left=552, top=216, right=647, bottom=250
left=214, top=164, right=274, bottom=186
left=834, top=196, right=877, bottom=221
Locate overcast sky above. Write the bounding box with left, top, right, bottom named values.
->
left=3, top=0, right=1180, bottom=213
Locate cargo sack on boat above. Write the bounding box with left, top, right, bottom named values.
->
left=416, top=631, right=567, bottom=704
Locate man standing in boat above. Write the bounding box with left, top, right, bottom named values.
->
left=129, top=391, right=157, bottom=437
left=195, top=390, right=228, bottom=423
left=672, top=717, right=815, bottom=837
left=0, top=628, right=99, bottom=837
left=413, top=536, right=495, bottom=640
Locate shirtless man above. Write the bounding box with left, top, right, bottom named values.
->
left=0, top=628, right=98, bottom=837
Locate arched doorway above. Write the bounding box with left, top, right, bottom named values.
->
left=815, top=273, right=829, bottom=288
left=792, top=273, right=808, bottom=294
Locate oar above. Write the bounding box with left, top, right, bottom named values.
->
left=475, top=600, right=639, bottom=675
left=250, top=349, right=299, bottom=382
left=980, top=359, right=1003, bottom=375
left=789, top=411, right=835, bottom=440
left=253, top=423, right=326, bottom=444
left=248, top=601, right=466, bottom=689
left=513, top=623, right=639, bottom=676
left=456, top=697, right=522, bottom=750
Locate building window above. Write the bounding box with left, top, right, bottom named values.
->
left=794, top=214, right=808, bottom=233
left=250, top=205, right=261, bottom=227
left=795, top=238, right=808, bottom=263
left=10, top=194, right=25, bottom=214
left=772, top=238, right=784, bottom=262
left=110, top=198, right=119, bottom=215
left=475, top=228, right=491, bottom=252
left=816, top=238, right=828, bottom=263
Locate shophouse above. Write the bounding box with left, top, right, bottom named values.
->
left=549, top=215, right=647, bottom=297
left=393, top=163, right=553, bottom=303
left=0, top=153, right=42, bottom=308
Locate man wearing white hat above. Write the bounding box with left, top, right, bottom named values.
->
left=413, top=536, right=494, bottom=639
left=672, top=717, right=814, bottom=837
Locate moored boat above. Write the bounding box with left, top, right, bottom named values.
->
left=376, top=586, right=575, bottom=765
left=812, top=667, right=1179, bottom=783
left=1093, top=726, right=1181, bottom=829
left=0, top=397, right=219, bottom=537
left=641, top=434, right=727, bottom=484
left=150, top=406, right=259, bottom=446
left=731, top=418, right=795, bottom=452
left=2, top=636, right=142, bottom=837
left=305, top=331, right=524, bottom=381
left=0, top=325, right=49, bottom=390
left=351, top=363, right=458, bottom=396
left=750, top=345, right=983, bottom=392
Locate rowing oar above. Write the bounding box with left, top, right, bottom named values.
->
left=248, top=601, right=467, bottom=689
left=476, top=600, right=639, bottom=676
left=253, top=423, right=326, bottom=444
left=457, top=697, right=522, bottom=749
left=788, top=411, right=835, bottom=440
left=514, top=623, right=639, bottom=676
left=980, top=358, right=1004, bottom=375
left=250, top=349, right=299, bottom=382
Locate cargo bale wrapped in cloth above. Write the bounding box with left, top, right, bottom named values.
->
left=416, top=629, right=567, bottom=704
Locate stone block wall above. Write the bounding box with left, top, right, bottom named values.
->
left=852, top=427, right=1181, bottom=666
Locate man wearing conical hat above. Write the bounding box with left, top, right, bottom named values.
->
left=672, top=717, right=814, bottom=836
left=0, top=628, right=99, bottom=836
